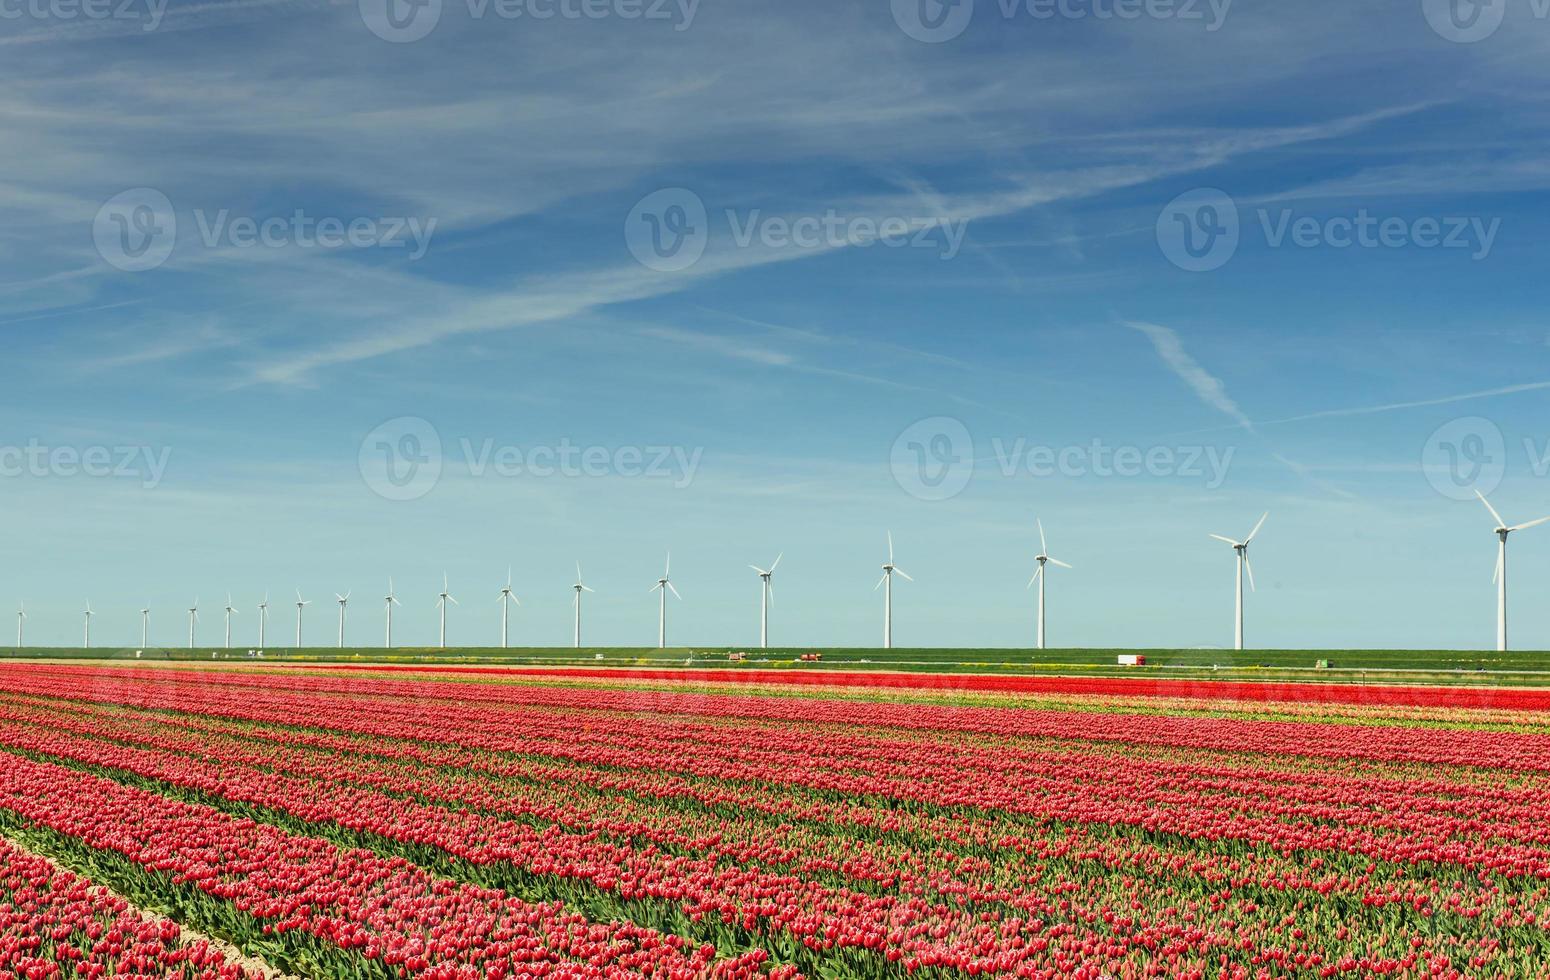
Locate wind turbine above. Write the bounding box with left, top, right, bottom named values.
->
left=650, top=552, right=681, bottom=648
left=875, top=532, right=913, bottom=649
left=572, top=563, right=594, bottom=648
left=1210, top=512, right=1268, bottom=651
left=256, top=593, right=269, bottom=648
left=498, top=569, right=520, bottom=648
left=335, top=592, right=350, bottom=648
left=15, top=602, right=23, bottom=647
left=294, top=590, right=310, bottom=647
left=749, top=553, right=782, bottom=648
left=82, top=601, right=94, bottom=649
left=223, top=594, right=238, bottom=649
left=384, top=580, right=399, bottom=649
left=1027, top=520, right=1072, bottom=650
left=1475, top=491, right=1550, bottom=652
left=187, top=598, right=199, bottom=650
left=437, top=574, right=457, bottom=649
left=140, top=607, right=149, bottom=649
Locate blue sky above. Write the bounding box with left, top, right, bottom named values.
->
left=4, top=0, right=1550, bottom=650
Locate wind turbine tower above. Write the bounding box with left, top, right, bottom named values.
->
left=748, top=554, right=781, bottom=648
left=1475, top=491, right=1550, bottom=652
left=1027, top=520, right=1072, bottom=650
left=1209, top=512, right=1268, bottom=651
left=572, top=564, right=594, bottom=649
left=650, top=553, right=681, bottom=648
left=874, top=532, right=913, bottom=649
left=499, top=569, right=520, bottom=648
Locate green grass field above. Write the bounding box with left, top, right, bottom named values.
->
left=7, top=644, right=1550, bottom=687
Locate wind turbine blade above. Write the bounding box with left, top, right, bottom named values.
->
left=649, top=582, right=663, bottom=593
left=667, top=582, right=682, bottom=601
left=665, top=551, right=671, bottom=577
left=749, top=565, right=768, bottom=576
left=1476, top=490, right=1507, bottom=528
left=1494, top=551, right=1503, bottom=585
left=1208, top=534, right=1239, bottom=546
left=887, top=530, right=894, bottom=563
left=1037, top=518, right=1047, bottom=554
left=1509, top=515, right=1550, bottom=532
left=448, top=594, right=459, bottom=606
left=1049, top=558, right=1073, bottom=569
left=874, top=572, right=888, bottom=591
left=769, top=552, right=782, bottom=572
left=1028, top=566, right=1043, bottom=589
left=767, top=583, right=774, bottom=606
left=1244, top=512, right=1268, bottom=544
left=581, top=585, right=595, bottom=593
left=1245, top=555, right=1257, bottom=592
left=894, top=567, right=914, bottom=582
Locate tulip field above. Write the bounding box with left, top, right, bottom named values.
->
left=0, top=663, right=1547, bottom=978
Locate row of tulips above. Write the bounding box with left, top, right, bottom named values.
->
left=0, top=832, right=261, bottom=979
left=0, top=666, right=1546, bottom=974
left=0, top=748, right=785, bottom=980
